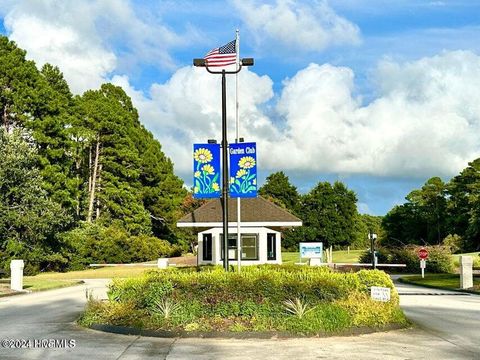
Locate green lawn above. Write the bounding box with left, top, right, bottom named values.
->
left=0, top=278, right=82, bottom=295
left=282, top=250, right=363, bottom=265
left=0, top=267, right=154, bottom=295
left=0, top=266, right=163, bottom=295
left=399, top=274, right=480, bottom=294
left=24, top=266, right=156, bottom=281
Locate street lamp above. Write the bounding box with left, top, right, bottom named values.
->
left=368, top=232, right=378, bottom=269
left=193, top=57, right=254, bottom=271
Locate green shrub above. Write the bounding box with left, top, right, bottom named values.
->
left=93, top=265, right=406, bottom=335
left=337, top=292, right=406, bottom=327
left=0, top=241, right=70, bottom=276
left=62, top=223, right=180, bottom=269
left=424, top=246, right=454, bottom=273
left=442, top=234, right=464, bottom=254
left=360, top=245, right=454, bottom=273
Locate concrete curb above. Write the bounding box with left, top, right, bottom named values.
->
left=398, top=277, right=479, bottom=295
left=0, top=290, right=30, bottom=298
left=89, top=322, right=407, bottom=339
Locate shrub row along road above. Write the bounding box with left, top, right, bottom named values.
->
left=0, top=278, right=479, bottom=359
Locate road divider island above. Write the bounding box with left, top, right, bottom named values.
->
left=79, top=265, right=407, bottom=336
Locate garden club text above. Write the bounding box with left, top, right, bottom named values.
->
left=229, top=146, right=256, bottom=155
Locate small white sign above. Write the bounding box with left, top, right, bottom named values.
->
left=371, top=286, right=391, bottom=302
left=299, top=242, right=323, bottom=259
left=420, top=259, right=426, bottom=269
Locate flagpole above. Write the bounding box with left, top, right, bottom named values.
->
left=235, top=29, right=242, bottom=273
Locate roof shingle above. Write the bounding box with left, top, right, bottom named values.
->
left=177, top=196, right=301, bottom=224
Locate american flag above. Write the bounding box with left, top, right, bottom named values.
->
left=204, top=40, right=237, bottom=67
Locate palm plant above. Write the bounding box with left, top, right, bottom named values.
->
left=154, top=298, right=180, bottom=319
left=283, top=298, right=315, bottom=319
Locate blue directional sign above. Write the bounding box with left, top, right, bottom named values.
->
left=193, top=143, right=221, bottom=198
left=229, top=142, right=257, bottom=198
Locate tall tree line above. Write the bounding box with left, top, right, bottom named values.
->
left=259, top=171, right=380, bottom=250
left=0, top=36, right=186, bottom=272
left=383, top=160, right=480, bottom=251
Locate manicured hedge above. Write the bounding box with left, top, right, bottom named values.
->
left=80, top=265, right=407, bottom=335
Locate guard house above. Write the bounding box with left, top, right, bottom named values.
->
left=177, top=196, right=302, bottom=266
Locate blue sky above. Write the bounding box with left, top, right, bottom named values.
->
left=1, top=0, right=480, bottom=215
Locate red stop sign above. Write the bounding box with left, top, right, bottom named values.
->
left=418, top=247, right=429, bottom=260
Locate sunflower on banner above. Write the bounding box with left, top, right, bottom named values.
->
left=229, top=142, right=257, bottom=198
left=193, top=144, right=221, bottom=198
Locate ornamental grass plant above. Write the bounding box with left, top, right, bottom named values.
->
left=79, top=265, right=407, bottom=335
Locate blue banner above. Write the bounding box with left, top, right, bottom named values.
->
left=193, top=144, right=221, bottom=198
left=229, top=142, right=257, bottom=198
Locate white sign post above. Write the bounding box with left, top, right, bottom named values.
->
left=418, top=247, right=428, bottom=279
left=371, top=286, right=391, bottom=302
left=420, top=259, right=426, bottom=278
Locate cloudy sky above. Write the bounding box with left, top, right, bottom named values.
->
left=1, top=0, right=480, bottom=215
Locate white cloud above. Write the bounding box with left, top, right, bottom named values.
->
left=112, top=67, right=276, bottom=178
left=2, top=1, right=478, bottom=183
left=233, top=0, right=361, bottom=52
left=270, top=50, right=480, bottom=177
left=117, top=50, right=480, bottom=183
left=2, top=0, right=195, bottom=93
left=4, top=1, right=117, bottom=93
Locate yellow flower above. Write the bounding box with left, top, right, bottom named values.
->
left=236, top=169, right=247, bottom=178
left=238, top=156, right=255, bottom=169
left=194, top=148, right=213, bottom=164
left=194, top=171, right=201, bottom=178
left=230, top=177, right=235, bottom=184
left=202, top=164, right=214, bottom=175
left=212, top=183, right=220, bottom=191
left=194, top=186, right=199, bottom=193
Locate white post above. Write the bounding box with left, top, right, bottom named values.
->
left=420, top=259, right=426, bottom=278
left=460, top=256, right=473, bottom=289
left=157, top=258, right=169, bottom=269
left=10, top=260, right=24, bottom=291
left=235, top=29, right=242, bottom=273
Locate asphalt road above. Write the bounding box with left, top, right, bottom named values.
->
left=395, top=278, right=480, bottom=356
left=0, top=278, right=478, bottom=359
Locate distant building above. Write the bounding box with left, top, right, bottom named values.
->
left=177, top=196, right=302, bottom=266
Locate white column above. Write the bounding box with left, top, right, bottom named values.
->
left=460, top=256, right=473, bottom=289
left=213, top=232, right=220, bottom=265
left=197, top=233, right=203, bottom=265
left=10, top=260, right=24, bottom=291
left=276, top=233, right=282, bottom=264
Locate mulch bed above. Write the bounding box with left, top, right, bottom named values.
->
left=168, top=255, right=197, bottom=267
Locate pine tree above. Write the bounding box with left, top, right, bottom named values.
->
left=0, top=129, right=70, bottom=273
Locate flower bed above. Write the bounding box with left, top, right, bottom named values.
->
left=79, top=265, right=407, bottom=336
